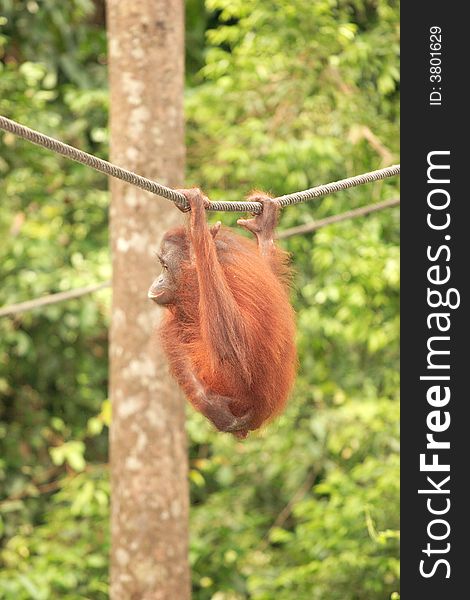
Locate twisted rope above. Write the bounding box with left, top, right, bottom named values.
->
left=1, top=115, right=400, bottom=214
left=0, top=115, right=189, bottom=211
left=275, top=165, right=401, bottom=208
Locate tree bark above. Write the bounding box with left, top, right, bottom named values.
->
left=107, top=2, right=190, bottom=598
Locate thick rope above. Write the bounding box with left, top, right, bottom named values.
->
left=0, top=115, right=189, bottom=211
left=1, top=115, right=400, bottom=214
left=275, top=165, right=401, bottom=208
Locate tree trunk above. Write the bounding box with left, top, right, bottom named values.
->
left=107, top=2, right=190, bottom=598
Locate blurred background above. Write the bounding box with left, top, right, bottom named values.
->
left=0, top=1, right=399, bottom=598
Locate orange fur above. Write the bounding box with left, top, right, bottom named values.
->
left=159, top=192, right=297, bottom=434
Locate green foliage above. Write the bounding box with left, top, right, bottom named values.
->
left=0, top=2, right=110, bottom=597
left=0, top=468, right=109, bottom=599
left=1, top=0, right=399, bottom=598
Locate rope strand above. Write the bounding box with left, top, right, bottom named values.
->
left=0, top=281, right=111, bottom=318
left=1, top=115, right=399, bottom=214
left=277, top=197, right=400, bottom=239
